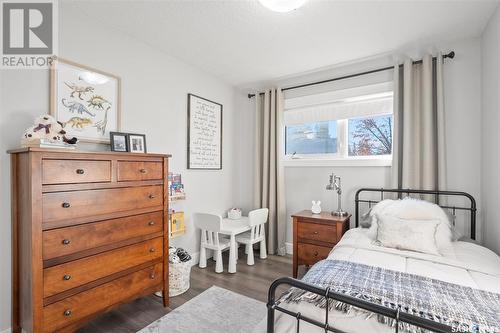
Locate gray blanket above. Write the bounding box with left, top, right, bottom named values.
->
left=280, top=260, right=500, bottom=333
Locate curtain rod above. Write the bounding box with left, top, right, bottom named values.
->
left=247, top=51, right=455, bottom=99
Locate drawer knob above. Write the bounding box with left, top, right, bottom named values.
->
left=149, top=194, right=156, bottom=199
left=314, top=251, right=319, bottom=257
left=150, top=273, right=156, bottom=279
left=148, top=221, right=155, bottom=226
left=140, top=169, right=147, bottom=174
left=149, top=247, right=156, bottom=253
left=63, top=274, right=71, bottom=281
left=62, top=239, right=71, bottom=245
left=76, top=169, right=85, bottom=175
left=62, top=202, right=71, bottom=208
left=313, top=231, right=318, bottom=235
left=63, top=309, right=72, bottom=317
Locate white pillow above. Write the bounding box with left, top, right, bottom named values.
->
left=382, top=198, right=453, bottom=250
left=376, top=214, right=441, bottom=256
left=366, top=199, right=397, bottom=239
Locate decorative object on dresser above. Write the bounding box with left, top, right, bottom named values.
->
left=109, top=131, right=128, bottom=152
left=187, top=93, right=223, bottom=170
left=22, top=114, right=78, bottom=149
left=9, top=148, right=170, bottom=333
left=128, top=133, right=147, bottom=153
left=50, top=57, right=121, bottom=143
left=291, top=210, right=350, bottom=278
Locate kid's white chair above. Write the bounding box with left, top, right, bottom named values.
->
left=193, top=213, right=230, bottom=273
left=235, top=208, right=269, bottom=266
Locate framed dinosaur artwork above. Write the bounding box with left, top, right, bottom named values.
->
left=50, top=56, right=121, bottom=143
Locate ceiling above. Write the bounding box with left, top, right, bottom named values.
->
left=63, top=0, right=498, bottom=88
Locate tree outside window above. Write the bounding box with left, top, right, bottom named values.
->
left=348, top=115, right=392, bottom=156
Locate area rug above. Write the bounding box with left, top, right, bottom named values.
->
left=138, top=286, right=266, bottom=333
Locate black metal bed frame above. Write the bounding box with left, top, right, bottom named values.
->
left=267, top=188, right=478, bottom=333
left=354, top=188, right=477, bottom=240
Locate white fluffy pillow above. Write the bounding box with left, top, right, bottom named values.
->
left=366, top=199, right=396, bottom=239
left=366, top=198, right=453, bottom=250
left=383, top=198, right=453, bottom=250
left=376, top=214, right=441, bottom=255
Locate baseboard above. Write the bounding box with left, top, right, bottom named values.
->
left=189, top=251, right=214, bottom=266
left=285, top=242, right=293, bottom=255
left=190, top=251, right=200, bottom=266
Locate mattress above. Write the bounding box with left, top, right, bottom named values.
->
left=254, top=228, right=500, bottom=333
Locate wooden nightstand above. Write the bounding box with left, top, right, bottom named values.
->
left=292, top=210, right=351, bottom=278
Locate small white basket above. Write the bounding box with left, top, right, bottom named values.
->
left=228, top=209, right=242, bottom=220
left=169, top=259, right=192, bottom=297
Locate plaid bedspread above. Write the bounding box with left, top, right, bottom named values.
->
left=280, top=260, right=500, bottom=333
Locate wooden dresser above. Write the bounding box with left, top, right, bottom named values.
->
left=292, top=210, right=350, bottom=278
left=9, top=148, right=171, bottom=333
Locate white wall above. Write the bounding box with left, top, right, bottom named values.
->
left=481, top=5, right=500, bottom=255
left=442, top=37, right=483, bottom=240
left=0, top=3, right=252, bottom=331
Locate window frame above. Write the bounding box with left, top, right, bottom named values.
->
left=282, top=114, right=393, bottom=167
left=284, top=120, right=340, bottom=158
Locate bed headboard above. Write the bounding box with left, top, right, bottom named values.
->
left=354, top=188, right=477, bottom=240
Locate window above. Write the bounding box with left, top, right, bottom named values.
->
left=285, top=120, right=337, bottom=155
left=348, top=114, right=392, bottom=156
left=283, top=84, right=393, bottom=164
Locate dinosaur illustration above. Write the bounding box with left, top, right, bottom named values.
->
left=87, top=95, right=111, bottom=110
left=93, top=107, right=109, bottom=135
left=64, top=82, right=94, bottom=100
left=61, top=98, right=96, bottom=117
left=66, top=117, right=93, bottom=129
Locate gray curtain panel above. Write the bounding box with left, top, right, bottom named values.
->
left=254, top=89, right=287, bottom=256
left=391, top=53, right=446, bottom=191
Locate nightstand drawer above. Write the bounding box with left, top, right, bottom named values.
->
left=297, top=243, right=331, bottom=266
left=297, top=222, right=337, bottom=244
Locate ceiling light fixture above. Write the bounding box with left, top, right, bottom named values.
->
left=258, top=0, right=308, bottom=13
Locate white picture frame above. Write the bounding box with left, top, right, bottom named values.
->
left=50, top=57, right=121, bottom=143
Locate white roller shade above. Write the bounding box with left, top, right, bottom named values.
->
left=283, top=81, right=394, bottom=125
left=284, top=94, right=393, bottom=125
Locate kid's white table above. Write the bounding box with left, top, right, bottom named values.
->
left=220, top=216, right=251, bottom=273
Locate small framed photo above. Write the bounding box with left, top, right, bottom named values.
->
left=128, top=134, right=147, bottom=153
left=110, top=132, right=128, bottom=152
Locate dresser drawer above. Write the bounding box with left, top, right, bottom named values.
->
left=117, top=161, right=163, bottom=181
left=43, top=263, right=162, bottom=332
left=43, top=212, right=163, bottom=260
left=297, top=243, right=331, bottom=266
left=297, top=221, right=337, bottom=244
left=42, top=159, right=111, bottom=184
left=42, top=185, right=163, bottom=223
left=44, top=237, right=163, bottom=298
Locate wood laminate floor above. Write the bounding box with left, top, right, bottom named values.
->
left=77, top=250, right=293, bottom=333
